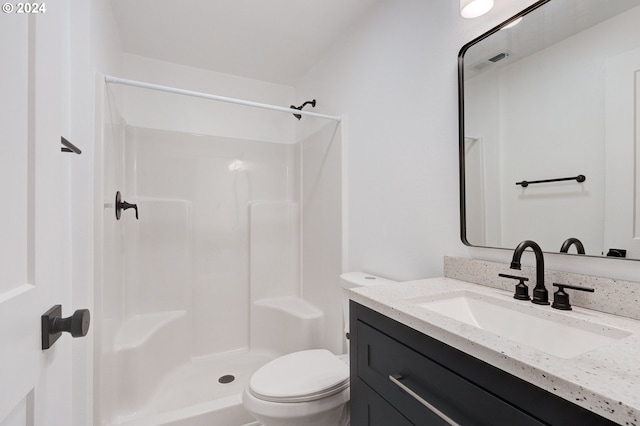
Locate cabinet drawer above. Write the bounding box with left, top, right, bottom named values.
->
left=351, top=377, right=414, bottom=426
left=356, top=320, right=545, bottom=426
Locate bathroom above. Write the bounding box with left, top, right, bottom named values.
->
left=1, top=0, right=640, bottom=425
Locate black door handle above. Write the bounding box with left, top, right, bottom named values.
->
left=42, top=305, right=90, bottom=350
left=115, top=191, right=139, bottom=220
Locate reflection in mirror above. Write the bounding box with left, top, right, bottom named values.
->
left=459, top=0, right=640, bottom=260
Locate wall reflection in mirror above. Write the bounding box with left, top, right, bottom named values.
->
left=459, top=0, right=640, bottom=260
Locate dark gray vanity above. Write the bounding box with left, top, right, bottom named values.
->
left=349, top=300, right=618, bottom=425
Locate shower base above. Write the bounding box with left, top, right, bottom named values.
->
left=110, top=349, right=273, bottom=426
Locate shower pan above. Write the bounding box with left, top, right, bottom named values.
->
left=97, top=79, right=343, bottom=425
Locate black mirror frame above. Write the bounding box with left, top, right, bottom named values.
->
left=458, top=0, right=550, bottom=248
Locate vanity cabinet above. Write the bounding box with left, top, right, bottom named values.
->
left=349, top=301, right=617, bottom=426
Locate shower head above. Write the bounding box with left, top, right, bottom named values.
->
left=290, top=99, right=316, bottom=120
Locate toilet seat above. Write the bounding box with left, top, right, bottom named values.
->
left=249, top=349, right=350, bottom=403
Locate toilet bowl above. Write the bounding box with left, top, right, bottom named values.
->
left=242, top=272, right=397, bottom=426
left=242, top=349, right=350, bottom=426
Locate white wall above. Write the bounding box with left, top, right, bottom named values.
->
left=295, top=0, right=529, bottom=281
left=498, top=37, right=606, bottom=252
left=118, top=54, right=296, bottom=144
left=295, top=0, right=640, bottom=283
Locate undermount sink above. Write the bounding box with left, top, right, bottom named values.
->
left=406, top=290, right=630, bottom=358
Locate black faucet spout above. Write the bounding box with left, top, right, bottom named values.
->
left=559, top=237, right=585, bottom=254
left=510, top=240, right=549, bottom=305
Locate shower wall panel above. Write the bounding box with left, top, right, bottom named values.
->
left=249, top=201, right=300, bottom=302
left=124, top=199, right=191, bottom=315
left=301, top=122, right=343, bottom=354
left=127, top=126, right=298, bottom=357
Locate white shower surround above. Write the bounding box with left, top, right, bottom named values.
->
left=97, top=65, right=344, bottom=425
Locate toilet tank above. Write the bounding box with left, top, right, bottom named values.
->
left=340, top=272, right=398, bottom=290
left=340, top=272, right=397, bottom=350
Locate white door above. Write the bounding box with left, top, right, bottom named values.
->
left=604, top=48, right=640, bottom=259
left=1, top=7, right=75, bottom=426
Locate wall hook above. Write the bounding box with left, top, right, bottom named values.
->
left=61, top=136, right=82, bottom=154
left=115, top=191, right=139, bottom=220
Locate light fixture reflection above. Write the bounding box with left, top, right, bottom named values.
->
left=460, top=0, right=494, bottom=18
left=228, top=160, right=246, bottom=172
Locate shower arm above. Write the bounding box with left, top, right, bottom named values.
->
left=290, top=99, right=317, bottom=120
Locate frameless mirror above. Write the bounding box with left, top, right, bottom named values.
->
left=459, top=0, right=640, bottom=260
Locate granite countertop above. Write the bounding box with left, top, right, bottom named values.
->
left=348, top=277, right=640, bottom=425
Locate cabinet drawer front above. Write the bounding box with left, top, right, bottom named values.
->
left=351, top=378, right=415, bottom=426
left=356, top=320, right=545, bottom=426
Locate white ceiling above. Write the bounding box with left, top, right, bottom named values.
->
left=109, top=0, right=383, bottom=85
left=464, top=0, right=640, bottom=79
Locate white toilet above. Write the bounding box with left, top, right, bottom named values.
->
left=242, top=272, right=397, bottom=426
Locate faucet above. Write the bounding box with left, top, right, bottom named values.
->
left=510, top=240, right=549, bottom=305
left=559, top=237, right=585, bottom=254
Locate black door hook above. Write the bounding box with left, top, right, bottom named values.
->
left=115, top=191, right=139, bottom=220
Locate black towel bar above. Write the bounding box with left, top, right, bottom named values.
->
left=516, top=174, right=585, bottom=188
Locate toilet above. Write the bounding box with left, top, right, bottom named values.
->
left=242, top=272, right=397, bottom=426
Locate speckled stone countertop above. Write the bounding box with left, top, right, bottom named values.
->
left=349, top=277, right=640, bottom=425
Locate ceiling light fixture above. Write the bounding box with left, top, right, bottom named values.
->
left=460, top=0, right=494, bottom=18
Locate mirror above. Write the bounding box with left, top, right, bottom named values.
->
left=459, top=0, right=640, bottom=260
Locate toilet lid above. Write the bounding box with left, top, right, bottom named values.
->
left=249, top=349, right=350, bottom=403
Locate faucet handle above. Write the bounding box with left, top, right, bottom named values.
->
left=498, top=273, right=530, bottom=301
left=551, top=283, right=594, bottom=310
left=115, top=191, right=139, bottom=220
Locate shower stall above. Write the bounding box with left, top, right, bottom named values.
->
left=95, top=76, right=344, bottom=425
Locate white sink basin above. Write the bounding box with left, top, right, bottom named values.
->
left=406, top=290, right=630, bottom=358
